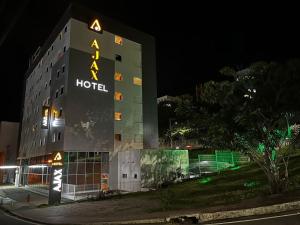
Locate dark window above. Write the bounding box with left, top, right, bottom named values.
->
left=63, top=46, right=66, bottom=52
left=49, top=79, right=51, bottom=86
left=115, top=134, right=121, bottom=141
left=57, top=70, right=60, bottom=78
left=60, top=86, right=64, bottom=95
left=122, top=174, right=127, bottom=179
left=62, top=65, right=65, bottom=73
left=59, top=108, right=63, bottom=117
left=64, top=26, right=67, bottom=32
left=46, top=67, right=48, bottom=72
left=115, top=54, right=122, bottom=61
left=58, top=132, right=61, bottom=140
left=55, top=90, right=59, bottom=98
left=51, top=45, right=54, bottom=51
left=50, top=62, right=53, bottom=67
left=134, top=174, right=138, bottom=179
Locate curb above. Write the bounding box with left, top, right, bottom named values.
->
left=166, top=200, right=300, bottom=223
left=1, top=200, right=300, bottom=224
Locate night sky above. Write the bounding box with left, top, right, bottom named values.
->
left=1, top=1, right=300, bottom=122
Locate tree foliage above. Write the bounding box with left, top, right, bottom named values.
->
left=199, top=59, right=300, bottom=193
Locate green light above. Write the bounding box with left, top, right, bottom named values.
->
left=230, top=166, right=240, bottom=170
left=199, top=177, right=212, bottom=184
left=244, top=180, right=260, bottom=188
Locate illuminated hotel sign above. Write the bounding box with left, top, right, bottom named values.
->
left=90, top=39, right=100, bottom=81
left=75, top=38, right=109, bottom=93
left=89, top=19, right=102, bottom=33
left=41, top=106, right=49, bottom=129
left=49, top=151, right=64, bottom=205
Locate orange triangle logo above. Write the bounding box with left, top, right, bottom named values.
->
left=54, top=152, right=62, bottom=161
left=90, top=19, right=101, bottom=32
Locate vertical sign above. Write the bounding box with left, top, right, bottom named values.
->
left=41, top=106, right=50, bottom=129
left=48, top=151, right=64, bottom=205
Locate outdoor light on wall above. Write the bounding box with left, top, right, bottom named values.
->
left=0, top=165, right=18, bottom=169
left=28, top=164, right=48, bottom=168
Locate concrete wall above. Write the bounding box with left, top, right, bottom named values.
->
left=0, top=121, right=19, bottom=165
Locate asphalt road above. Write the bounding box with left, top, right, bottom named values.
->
left=0, top=210, right=40, bottom=225
left=204, top=211, right=300, bottom=225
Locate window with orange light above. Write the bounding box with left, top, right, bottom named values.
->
left=114, top=35, right=123, bottom=45
left=115, top=112, right=122, bottom=121
left=133, top=77, right=142, bottom=86
left=114, top=72, right=123, bottom=81
left=115, top=92, right=123, bottom=101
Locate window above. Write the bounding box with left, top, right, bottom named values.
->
left=114, top=35, right=123, bottom=45
left=58, top=132, right=61, bottom=141
left=52, top=133, right=56, bottom=142
left=62, top=65, right=65, bottom=73
left=134, top=174, right=138, bottom=179
left=114, top=92, right=123, bottom=101
left=115, top=54, right=122, bottom=61
left=47, top=50, right=50, bottom=56
left=60, top=86, right=64, bottom=95
left=115, top=133, right=121, bottom=141
left=51, top=45, right=54, bottom=51
left=114, top=72, right=123, bottom=81
left=50, top=62, right=53, bottom=67
left=55, top=90, right=59, bottom=98
left=133, top=77, right=142, bottom=86
left=114, top=112, right=122, bottom=121
left=46, top=67, right=48, bottom=72
left=57, top=70, right=60, bottom=78
left=63, top=46, right=66, bottom=53
left=49, top=79, right=51, bottom=86
left=45, top=82, right=48, bottom=89
left=59, top=108, right=63, bottom=117
left=64, top=26, right=67, bottom=33
left=59, top=32, right=62, bottom=40
left=122, top=174, right=127, bottom=179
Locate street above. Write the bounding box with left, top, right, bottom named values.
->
left=0, top=210, right=40, bottom=225
left=205, top=211, right=300, bottom=225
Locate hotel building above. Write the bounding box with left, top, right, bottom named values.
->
left=18, top=4, right=158, bottom=196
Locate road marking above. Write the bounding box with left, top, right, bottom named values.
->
left=207, top=211, right=300, bottom=224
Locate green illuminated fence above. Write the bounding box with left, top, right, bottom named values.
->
left=194, top=150, right=249, bottom=174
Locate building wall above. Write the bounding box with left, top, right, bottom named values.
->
left=19, top=21, right=71, bottom=158
left=0, top=121, right=19, bottom=165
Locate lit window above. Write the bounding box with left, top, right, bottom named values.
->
left=115, top=134, right=121, bottom=141
left=115, top=112, right=122, bottom=121
left=115, top=92, right=123, bottom=101
left=114, top=35, right=123, bottom=45
left=133, top=77, right=142, bottom=86
left=114, top=72, right=123, bottom=81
